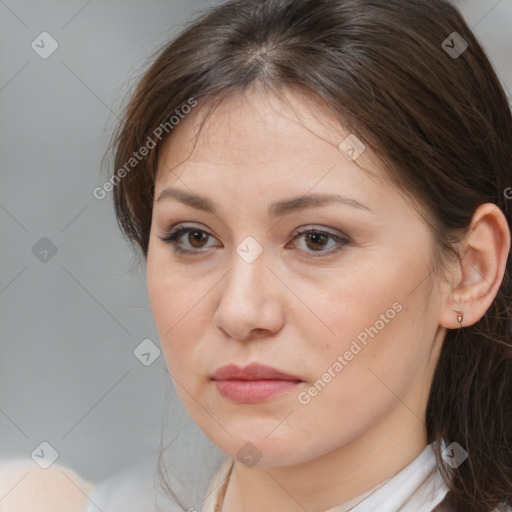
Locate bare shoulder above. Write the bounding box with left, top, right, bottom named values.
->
left=0, top=458, right=92, bottom=512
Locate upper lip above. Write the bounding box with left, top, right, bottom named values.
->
left=211, top=362, right=302, bottom=381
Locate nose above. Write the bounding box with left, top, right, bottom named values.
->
left=213, top=249, right=285, bottom=342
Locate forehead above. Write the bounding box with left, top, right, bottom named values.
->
left=155, top=88, right=384, bottom=191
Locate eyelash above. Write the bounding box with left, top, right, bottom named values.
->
left=158, top=224, right=350, bottom=258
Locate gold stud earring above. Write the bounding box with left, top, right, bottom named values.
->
left=454, top=310, right=464, bottom=326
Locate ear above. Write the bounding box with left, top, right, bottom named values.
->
left=440, top=203, right=511, bottom=329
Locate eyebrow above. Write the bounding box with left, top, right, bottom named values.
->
left=155, top=187, right=374, bottom=216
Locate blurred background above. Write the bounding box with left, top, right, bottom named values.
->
left=0, top=0, right=510, bottom=508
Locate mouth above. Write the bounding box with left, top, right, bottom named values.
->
left=211, top=362, right=303, bottom=403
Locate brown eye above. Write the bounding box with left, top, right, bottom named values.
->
left=159, top=226, right=219, bottom=255
left=304, top=232, right=329, bottom=251
left=187, top=230, right=210, bottom=248
left=289, top=227, right=350, bottom=258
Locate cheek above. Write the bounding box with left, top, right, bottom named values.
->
left=296, top=257, right=434, bottom=397
left=146, top=254, right=202, bottom=368
left=290, top=261, right=403, bottom=353
left=289, top=297, right=429, bottom=455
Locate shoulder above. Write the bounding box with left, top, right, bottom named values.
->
left=0, top=458, right=92, bottom=512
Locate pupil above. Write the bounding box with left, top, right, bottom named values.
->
left=307, top=233, right=326, bottom=250
left=189, top=231, right=207, bottom=247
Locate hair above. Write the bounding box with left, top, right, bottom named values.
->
left=107, top=0, right=512, bottom=510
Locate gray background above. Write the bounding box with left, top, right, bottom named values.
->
left=0, top=0, right=511, bottom=490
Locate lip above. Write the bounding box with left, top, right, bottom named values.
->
left=211, top=363, right=303, bottom=403
left=212, top=362, right=302, bottom=381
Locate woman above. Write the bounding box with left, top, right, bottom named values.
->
left=108, top=0, right=512, bottom=510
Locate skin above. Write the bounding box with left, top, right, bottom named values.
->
left=146, top=87, right=510, bottom=512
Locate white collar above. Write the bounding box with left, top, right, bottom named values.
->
left=340, top=443, right=448, bottom=512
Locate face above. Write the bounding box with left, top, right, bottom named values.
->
left=147, top=88, right=447, bottom=468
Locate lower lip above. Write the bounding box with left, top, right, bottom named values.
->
left=213, top=379, right=301, bottom=403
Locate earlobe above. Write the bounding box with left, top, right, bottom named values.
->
left=440, top=203, right=511, bottom=330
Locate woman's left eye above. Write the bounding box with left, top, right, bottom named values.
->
left=158, top=224, right=349, bottom=257
left=287, top=227, right=350, bottom=257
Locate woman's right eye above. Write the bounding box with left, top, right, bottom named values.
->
left=158, top=226, right=220, bottom=255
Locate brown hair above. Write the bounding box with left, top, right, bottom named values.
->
left=107, top=0, right=512, bottom=510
